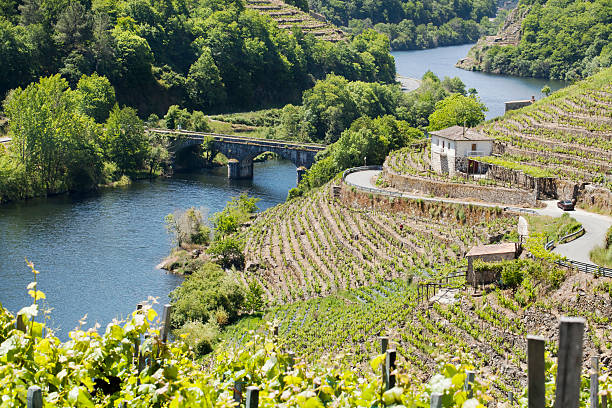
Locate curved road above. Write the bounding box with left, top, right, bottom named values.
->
left=345, top=169, right=612, bottom=264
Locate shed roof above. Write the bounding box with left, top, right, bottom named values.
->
left=465, top=242, right=517, bottom=257
left=429, top=126, right=493, bottom=142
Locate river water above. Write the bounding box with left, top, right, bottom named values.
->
left=0, top=162, right=296, bottom=336
left=1, top=43, right=570, bottom=337
left=392, top=43, right=568, bottom=119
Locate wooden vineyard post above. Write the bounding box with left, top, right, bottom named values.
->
left=379, top=336, right=389, bottom=354
left=508, top=391, right=514, bottom=406
left=27, top=386, right=42, bottom=408
left=135, top=303, right=143, bottom=371
left=527, top=335, right=546, bottom=408
left=246, top=386, right=259, bottom=408
left=287, top=351, right=295, bottom=368
left=554, top=317, right=585, bottom=408
left=160, top=304, right=172, bottom=343
left=591, top=356, right=599, bottom=408
left=273, top=325, right=279, bottom=336
left=602, top=393, right=608, bottom=408
left=385, top=349, right=396, bottom=390
left=233, top=380, right=244, bottom=404
left=16, top=314, right=26, bottom=332
left=379, top=336, right=389, bottom=383
left=430, top=392, right=442, bottom=408
left=465, top=370, right=475, bottom=398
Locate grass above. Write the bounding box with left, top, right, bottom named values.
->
left=591, top=226, right=612, bottom=267
left=526, top=213, right=582, bottom=243
left=477, top=156, right=556, bottom=178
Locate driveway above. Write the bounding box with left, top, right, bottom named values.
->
left=345, top=170, right=612, bottom=265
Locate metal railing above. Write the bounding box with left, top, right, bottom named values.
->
left=543, top=228, right=611, bottom=277
left=558, top=227, right=585, bottom=244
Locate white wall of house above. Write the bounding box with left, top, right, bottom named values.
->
left=430, top=136, right=493, bottom=175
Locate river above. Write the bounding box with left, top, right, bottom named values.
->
left=1, top=43, right=570, bottom=337
left=0, top=162, right=297, bottom=337
left=392, top=43, right=568, bottom=119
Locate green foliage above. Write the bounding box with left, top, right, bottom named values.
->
left=473, top=258, right=567, bottom=291
left=209, top=235, right=246, bottom=269
left=102, top=104, right=148, bottom=173
left=75, top=73, right=116, bottom=123
left=296, top=115, right=423, bottom=193
left=427, top=93, right=487, bottom=131
left=526, top=214, right=582, bottom=244
left=245, top=280, right=266, bottom=313
left=0, top=0, right=397, bottom=116
left=212, top=193, right=260, bottom=237
left=165, top=207, right=211, bottom=247
left=590, top=226, right=612, bottom=268
left=474, top=0, right=611, bottom=80
left=3, top=74, right=103, bottom=197
left=170, top=261, right=245, bottom=330
left=311, top=0, right=495, bottom=51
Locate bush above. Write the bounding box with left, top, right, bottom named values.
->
left=170, top=262, right=245, bottom=329
left=175, top=320, right=220, bottom=357
left=165, top=207, right=211, bottom=247
left=209, top=236, right=245, bottom=269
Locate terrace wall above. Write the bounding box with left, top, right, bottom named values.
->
left=381, top=164, right=537, bottom=206
left=339, top=182, right=514, bottom=226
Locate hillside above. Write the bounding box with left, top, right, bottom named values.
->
left=238, top=181, right=517, bottom=302
left=222, top=260, right=612, bottom=400
left=479, top=67, right=612, bottom=206
left=382, top=68, right=612, bottom=210
left=457, top=0, right=611, bottom=80
left=0, top=0, right=393, bottom=116
left=246, top=0, right=345, bottom=42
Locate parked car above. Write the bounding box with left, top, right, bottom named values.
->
left=557, top=200, right=575, bottom=211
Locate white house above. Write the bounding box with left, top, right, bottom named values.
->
left=429, top=126, right=493, bottom=175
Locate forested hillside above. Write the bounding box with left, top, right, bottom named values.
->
left=0, top=0, right=394, bottom=116
left=307, top=0, right=500, bottom=50
left=458, top=0, right=611, bottom=80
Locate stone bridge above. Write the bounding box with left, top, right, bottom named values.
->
left=150, top=129, right=326, bottom=181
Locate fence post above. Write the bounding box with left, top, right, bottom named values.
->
left=16, top=314, right=27, bottom=332
left=430, top=392, right=442, bottom=408
left=591, top=356, right=599, bottom=408
left=27, top=386, right=42, bottom=408
left=160, top=304, right=173, bottom=343
left=554, top=317, right=585, bottom=408
left=602, top=393, right=608, bottom=408
left=379, top=336, right=389, bottom=354
left=385, top=349, right=396, bottom=390
left=273, top=325, right=279, bottom=336
left=233, top=380, right=244, bottom=404
left=508, top=391, right=514, bottom=406
left=246, top=386, right=259, bottom=408
left=527, top=335, right=546, bottom=408
left=464, top=370, right=475, bottom=398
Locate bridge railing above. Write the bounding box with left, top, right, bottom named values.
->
left=148, top=128, right=327, bottom=151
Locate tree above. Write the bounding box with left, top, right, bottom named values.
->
left=190, top=110, right=210, bottom=132
left=103, top=105, right=148, bottom=173
left=147, top=130, right=171, bottom=177
left=541, top=85, right=551, bottom=97
left=163, top=105, right=191, bottom=129
left=186, top=48, right=226, bottom=111
left=3, top=74, right=103, bottom=195
left=427, top=93, right=487, bottom=131
left=75, top=73, right=116, bottom=122
left=54, top=2, right=92, bottom=52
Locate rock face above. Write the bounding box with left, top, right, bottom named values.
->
left=456, top=6, right=529, bottom=72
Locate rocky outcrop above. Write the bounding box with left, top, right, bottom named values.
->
left=456, top=6, right=529, bottom=71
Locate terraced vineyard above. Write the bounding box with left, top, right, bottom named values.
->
left=246, top=0, right=345, bottom=42
left=479, top=67, right=612, bottom=186
left=238, top=182, right=517, bottom=302
left=221, top=269, right=612, bottom=399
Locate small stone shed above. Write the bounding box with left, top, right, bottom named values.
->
left=465, top=242, right=518, bottom=286
left=430, top=126, right=493, bottom=176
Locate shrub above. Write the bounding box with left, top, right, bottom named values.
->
left=170, top=262, right=245, bottom=329
left=175, top=320, right=220, bottom=357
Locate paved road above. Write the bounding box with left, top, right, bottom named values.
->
left=345, top=169, right=612, bottom=264
left=537, top=201, right=612, bottom=264
left=396, top=75, right=421, bottom=92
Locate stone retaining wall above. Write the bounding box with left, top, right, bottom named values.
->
left=382, top=164, right=537, bottom=206
left=340, top=183, right=513, bottom=226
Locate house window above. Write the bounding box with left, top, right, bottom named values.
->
left=471, top=143, right=477, bottom=151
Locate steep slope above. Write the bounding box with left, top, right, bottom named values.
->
left=238, top=181, right=517, bottom=302
left=457, top=0, right=611, bottom=80
left=246, top=0, right=345, bottom=42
